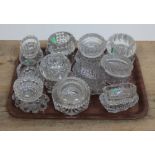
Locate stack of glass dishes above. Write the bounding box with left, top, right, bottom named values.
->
left=12, top=32, right=139, bottom=115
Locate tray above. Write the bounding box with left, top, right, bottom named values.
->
left=7, top=48, right=148, bottom=119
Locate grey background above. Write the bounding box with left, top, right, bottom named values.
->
left=0, top=24, right=154, bottom=40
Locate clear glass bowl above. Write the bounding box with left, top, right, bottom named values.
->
left=106, top=33, right=136, bottom=62
left=47, top=31, right=77, bottom=56
left=52, top=77, right=90, bottom=116
left=39, top=53, right=71, bottom=82
left=99, top=83, right=139, bottom=113
left=100, top=54, right=133, bottom=84
left=20, top=35, right=43, bottom=66
left=13, top=76, right=43, bottom=103
left=77, top=33, right=106, bottom=59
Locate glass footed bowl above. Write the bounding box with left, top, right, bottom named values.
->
left=13, top=76, right=43, bottom=103
left=39, top=53, right=71, bottom=82
left=99, top=83, right=139, bottom=113
left=106, top=33, right=136, bottom=61
left=52, top=77, right=90, bottom=116
left=47, top=31, right=77, bottom=56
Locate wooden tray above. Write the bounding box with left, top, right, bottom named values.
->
left=7, top=48, right=149, bottom=119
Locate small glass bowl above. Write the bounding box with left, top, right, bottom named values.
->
left=99, top=83, right=139, bottom=113
left=77, top=33, right=106, bottom=60
left=100, top=54, right=133, bottom=84
left=13, top=76, right=43, bottom=103
left=106, top=33, right=136, bottom=62
left=47, top=31, right=77, bottom=56
left=39, top=53, right=71, bottom=82
left=20, top=35, right=43, bottom=66
left=52, top=77, right=90, bottom=116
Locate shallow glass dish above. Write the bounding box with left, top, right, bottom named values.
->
left=106, top=33, right=136, bottom=61
left=52, top=77, right=90, bottom=116
left=99, top=83, right=139, bottom=113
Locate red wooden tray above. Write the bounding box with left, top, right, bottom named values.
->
left=7, top=48, right=148, bottom=119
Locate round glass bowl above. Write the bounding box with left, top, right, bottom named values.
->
left=39, top=53, right=71, bottom=82
left=101, top=54, right=133, bottom=84
left=52, top=77, right=90, bottom=116
left=106, top=33, right=136, bottom=62
left=47, top=31, right=77, bottom=56
left=13, top=76, right=43, bottom=103
left=20, top=35, right=43, bottom=66
left=77, top=33, right=106, bottom=60
left=99, top=83, right=139, bottom=113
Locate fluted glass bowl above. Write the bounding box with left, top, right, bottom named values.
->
left=52, top=77, right=90, bottom=116
left=106, top=33, right=136, bottom=61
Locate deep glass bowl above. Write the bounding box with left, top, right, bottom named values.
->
left=52, top=77, right=90, bottom=116
left=78, top=33, right=106, bottom=59
left=47, top=31, right=77, bottom=56
left=39, top=53, right=71, bottom=82
left=106, top=33, right=136, bottom=61
left=13, top=76, right=43, bottom=103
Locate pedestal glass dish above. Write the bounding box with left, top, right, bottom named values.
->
left=52, top=77, right=90, bottom=116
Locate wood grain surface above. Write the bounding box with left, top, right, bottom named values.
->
left=0, top=41, right=155, bottom=130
